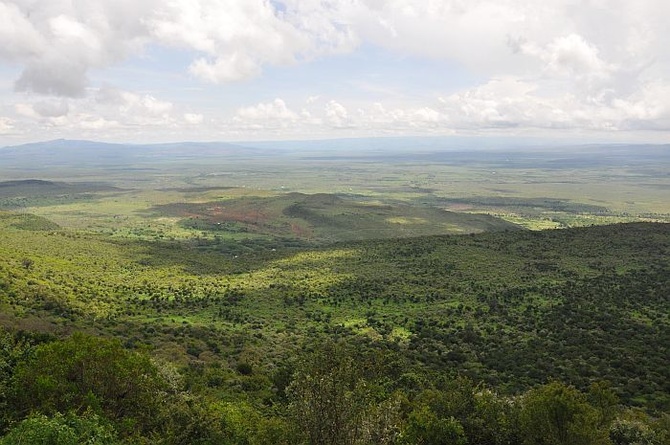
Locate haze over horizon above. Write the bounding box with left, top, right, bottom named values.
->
left=1, top=0, right=669, bottom=146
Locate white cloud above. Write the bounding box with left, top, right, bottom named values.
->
left=95, top=87, right=173, bottom=118
left=0, top=0, right=358, bottom=96
left=2, top=0, right=667, bottom=88
left=431, top=75, right=670, bottom=132
left=231, top=97, right=451, bottom=135
left=340, top=0, right=533, bottom=73
left=612, top=81, right=670, bottom=130
left=280, top=0, right=359, bottom=56
left=543, top=34, right=613, bottom=78
left=411, top=107, right=442, bottom=125
left=325, top=100, right=350, bottom=127
left=0, top=2, right=45, bottom=60
left=33, top=99, right=70, bottom=118
left=184, top=113, right=204, bottom=125
left=438, top=78, right=541, bottom=128
left=236, top=98, right=298, bottom=121
left=149, top=0, right=311, bottom=83
left=14, top=59, right=90, bottom=97
left=14, top=103, right=40, bottom=119
left=0, top=0, right=669, bottom=140
left=77, top=116, right=120, bottom=130
left=8, top=87, right=182, bottom=140
left=14, top=99, right=70, bottom=120
left=0, top=116, right=14, bottom=133
left=2, top=0, right=156, bottom=96
left=189, top=53, right=261, bottom=83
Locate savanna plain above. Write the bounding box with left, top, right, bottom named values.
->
left=0, top=138, right=668, bottom=444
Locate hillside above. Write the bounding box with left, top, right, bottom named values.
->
left=152, top=192, right=521, bottom=245
left=1, top=213, right=668, bottom=442
left=0, top=139, right=266, bottom=166
left=1, top=213, right=667, bottom=398
left=0, top=179, right=120, bottom=210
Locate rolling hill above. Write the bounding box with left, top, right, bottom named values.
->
left=151, top=192, right=522, bottom=244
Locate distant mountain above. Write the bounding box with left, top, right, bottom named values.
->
left=2, top=137, right=669, bottom=172
left=0, top=139, right=270, bottom=169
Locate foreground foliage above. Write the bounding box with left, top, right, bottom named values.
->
left=1, top=333, right=669, bottom=444
left=0, top=216, right=668, bottom=443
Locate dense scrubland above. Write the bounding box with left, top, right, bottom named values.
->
left=0, top=140, right=669, bottom=444
left=1, top=211, right=668, bottom=444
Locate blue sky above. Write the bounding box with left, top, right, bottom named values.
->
left=1, top=0, right=669, bottom=145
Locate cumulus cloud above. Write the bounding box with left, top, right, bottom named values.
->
left=236, top=98, right=298, bottom=122
left=338, top=0, right=535, bottom=73
left=183, top=113, right=204, bottom=125
left=543, top=34, right=613, bottom=78
left=76, top=116, right=120, bottom=130
left=325, top=100, right=350, bottom=127
left=14, top=103, right=39, bottom=119
left=430, top=75, right=670, bottom=132
left=231, top=97, right=449, bottom=135
left=2, top=0, right=157, bottom=96
left=437, top=78, right=540, bottom=128
left=32, top=99, right=70, bottom=118
left=9, top=86, right=186, bottom=140
left=0, top=2, right=45, bottom=60
left=612, top=81, right=670, bottom=130
left=15, top=99, right=70, bottom=118
left=0, top=0, right=669, bottom=138
left=149, top=0, right=311, bottom=83
left=94, top=87, right=173, bottom=118
left=189, top=53, right=261, bottom=83
left=0, top=0, right=355, bottom=95
left=0, top=116, right=14, bottom=133
left=2, top=1, right=666, bottom=84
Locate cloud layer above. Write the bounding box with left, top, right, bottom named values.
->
left=1, top=0, right=669, bottom=142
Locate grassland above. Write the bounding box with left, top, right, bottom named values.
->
left=1, top=206, right=668, bottom=410
left=0, top=139, right=669, bottom=443
left=2, top=140, right=668, bottom=238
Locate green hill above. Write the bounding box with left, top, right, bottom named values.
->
left=0, top=179, right=119, bottom=209
left=1, top=216, right=668, bottom=443
left=152, top=192, right=521, bottom=244
left=0, top=214, right=667, bottom=404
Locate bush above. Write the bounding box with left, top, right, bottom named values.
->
left=11, top=333, right=168, bottom=437
left=0, top=412, right=120, bottom=445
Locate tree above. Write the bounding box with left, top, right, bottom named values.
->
left=21, top=258, right=34, bottom=270
left=401, top=405, right=466, bottom=445
left=0, top=329, right=37, bottom=433
left=609, top=419, right=660, bottom=445
left=588, top=381, right=619, bottom=428
left=520, top=381, right=609, bottom=445
left=286, top=342, right=401, bottom=445
left=11, top=333, right=168, bottom=437
left=0, top=412, right=120, bottom=445
left=467, top=389, right=521, bottom=445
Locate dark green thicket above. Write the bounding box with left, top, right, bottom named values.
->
left=0, top=330, right=669, bottom=444
left=0, top=222, right=668, bottom=443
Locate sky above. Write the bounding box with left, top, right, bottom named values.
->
left=0, top=0, right=669, bottom=146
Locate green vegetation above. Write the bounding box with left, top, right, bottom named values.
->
left=0, top=332, right=668, bottom=444
left=0, top=210, right=668, bottom=443
left=153, top=192, right=519, bottom=245
left=0, top=141, right=668, bottom=443
left=2, top=142, right=669, bottom=235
